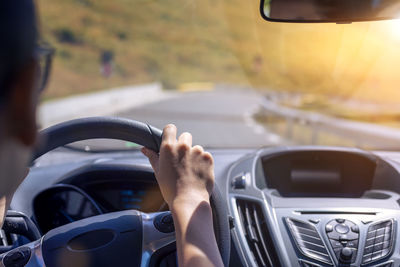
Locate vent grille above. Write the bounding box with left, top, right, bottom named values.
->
left=362, top=219, right=394, bottom=264
left=286, top=218, right=332, bottom=265
left=236, top=199, right=281, bottom=267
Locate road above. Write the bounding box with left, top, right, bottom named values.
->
left=116, top=88, right=282, bottom=148
left=41, top=84, right=400, bottom=151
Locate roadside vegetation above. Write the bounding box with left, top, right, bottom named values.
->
left=39, top=0, right=400, bottom=124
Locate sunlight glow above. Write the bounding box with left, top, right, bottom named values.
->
left=388, top=19, right=400, bottom=41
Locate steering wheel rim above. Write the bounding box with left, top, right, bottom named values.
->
left=31, top=116, right=230, bottom=267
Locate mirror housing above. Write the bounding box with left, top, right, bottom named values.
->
left=260, top=0, right=400, bottom=23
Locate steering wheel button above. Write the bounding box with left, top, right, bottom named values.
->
left=3, top=249, right=30, bottom=267
left=161, top=214, right=173, bottom=224
left=335, top=224, right=350, bottom=234
left=10, top=252, right=23, bottom=261
left=154, top=212, right=175, bottom=233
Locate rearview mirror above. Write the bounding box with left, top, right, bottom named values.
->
left=260, top=0, right=400, bottom=23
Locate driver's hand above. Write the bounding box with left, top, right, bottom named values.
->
left=141, top=124, right=214, bottom=207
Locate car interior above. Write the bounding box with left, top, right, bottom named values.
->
left=3, top=0, right=400, bottom=267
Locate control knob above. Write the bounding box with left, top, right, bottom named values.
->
left=339, top=247, right=353, bottom=263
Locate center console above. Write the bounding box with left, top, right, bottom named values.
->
left=227, top=147, right=400, bottom=267
left=281, top=212, right=396, bottom=267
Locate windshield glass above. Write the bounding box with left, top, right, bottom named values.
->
left=37, top=0, right=400, bottom=150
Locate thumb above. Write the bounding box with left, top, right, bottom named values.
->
left=141, top=147, right=160, bottom=173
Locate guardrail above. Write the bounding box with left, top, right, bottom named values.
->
left=259, top=97, right=400, bottom=149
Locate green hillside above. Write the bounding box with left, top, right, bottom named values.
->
left=38, top=0, right=400, bottom=104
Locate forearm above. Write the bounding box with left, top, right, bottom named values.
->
left=171, top=197, right=224, bottom=267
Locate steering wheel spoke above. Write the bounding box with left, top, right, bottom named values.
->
left=0, top=238, right=45, bottom=267
left=141, top=212, right=176, bottom=267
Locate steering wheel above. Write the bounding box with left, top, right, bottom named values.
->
left=0, top=117, right=230, bottom=267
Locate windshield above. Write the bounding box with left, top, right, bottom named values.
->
left=37, top=0, right=400, bottom=150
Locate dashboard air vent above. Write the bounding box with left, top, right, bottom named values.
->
left=286, top=218, right=332, bottom=265
left=236, top=199, right=281, bottom=267
left=362, top=219, right=394, bottom=264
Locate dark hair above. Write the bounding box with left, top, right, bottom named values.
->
left=0, top=0, right=38, bottom=105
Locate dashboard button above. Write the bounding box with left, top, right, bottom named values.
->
left=327, top=231, right=340, bottom=240
left=346, top=240, right=358, bottom=249
left=330, top=240, right=343, bottom=250
left=339, top=235, right=348, bottom=242
left=232, top=175, right=246, bottom=189
left=351, top=225, right=359, bottom=233
left=325, top=224, right=333, bottom=232
left=339, top=247, right=354, bottom=263
left=335, top=224, right=350, bottom=234
left=344, top=231, right=359, bottom=240
left=362, top=220, right=373, bottom=224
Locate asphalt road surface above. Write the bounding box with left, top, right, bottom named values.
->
left=116, top=88, right=283, bottom=149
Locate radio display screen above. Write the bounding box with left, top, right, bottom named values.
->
left=261, top=151, right=376, bottom=197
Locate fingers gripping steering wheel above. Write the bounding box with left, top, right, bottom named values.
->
left=2, top=117, right=230, bottom=267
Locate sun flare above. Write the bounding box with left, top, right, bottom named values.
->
left=388, top=19, right=400, bottom=41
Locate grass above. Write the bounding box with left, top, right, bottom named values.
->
left=37, top=0, right=400, bottom=107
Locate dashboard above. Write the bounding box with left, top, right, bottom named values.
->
left=32, top=165, right=165, bottom=233
left=8, top=146, right=400, bottom=267
left=228, top=147, right=400, bottom=267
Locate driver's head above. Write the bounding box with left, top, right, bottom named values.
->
left=0, top=0, right=40, bottom=200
